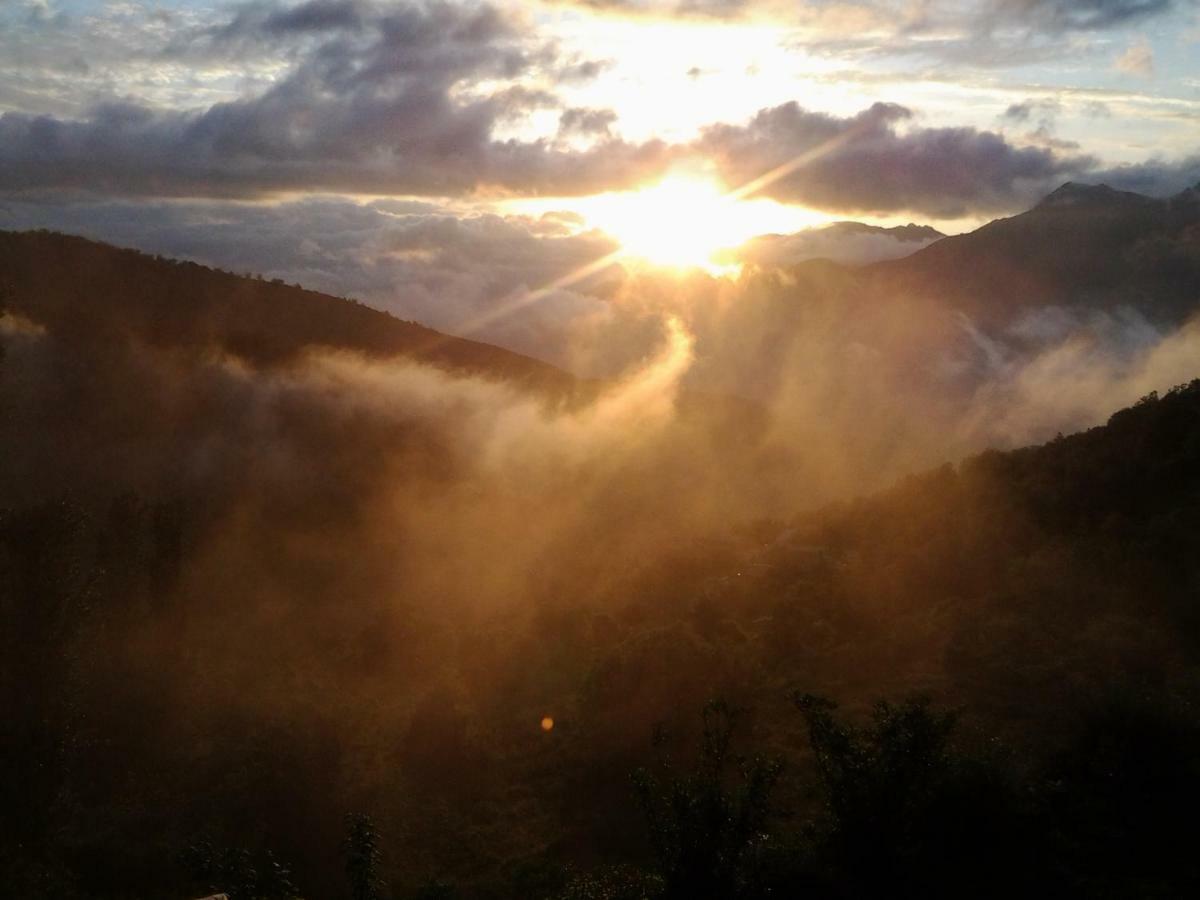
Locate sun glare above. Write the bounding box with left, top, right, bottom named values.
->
left=529, top=174, right=833, bottom=276
left=584, top=176, right=742, bottom=271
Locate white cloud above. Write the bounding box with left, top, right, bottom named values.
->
left=1114, top=37, right=1155, bottom=76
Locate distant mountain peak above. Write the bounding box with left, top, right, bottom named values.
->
left=825, top=221, right=946, bottom=242
left=1036, top=181, right=1150, bottom=209
left=1173, top=182, right=1200, bottom=204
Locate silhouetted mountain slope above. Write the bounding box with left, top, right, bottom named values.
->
left=737, top=220, right=944, bottom=267
left=4, top=253, right=1200, bottom=899
left=0, top=230, right=774, bottom=450
left=826, top=221, right=945, bottom=242
left=0, top=229, right=578, bottom=392
left=767, top=379, right=1200, bottom=728
left=864, top=181, right=1200, bottom=325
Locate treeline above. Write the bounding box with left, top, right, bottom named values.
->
left=161, top=693, right=1200, bottom=899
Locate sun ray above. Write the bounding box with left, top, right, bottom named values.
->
left=440, top=122, right=872, bottom=344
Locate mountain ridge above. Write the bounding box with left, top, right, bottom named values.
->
left=0, top=229, right=582, bottom=394
left=851, top=180, right=1200, bottom=326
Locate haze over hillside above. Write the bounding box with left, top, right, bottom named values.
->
left=5, top=180, right=1200, bottom=506
left=4, top=213, right=1200, bottom=895
left=735, top=221, right=945, bottom=267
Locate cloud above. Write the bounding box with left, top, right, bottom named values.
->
left=694, top=101, right=1095, bottom=217
left=0, top=3, right=1188, bottom=220
left=1114, top=36, right=1155, bottom=76
left=734, top=222, right=944, bottom=267
left=998, top=98, right=1080, bottom=150
left=0, top=24, right=1092, bottom=219
left=1095, top=154, right=1200, bottom=194
left=6, top=175, right=1200, bottom=517
left=789, top=2, right=1186, bottom=70
left=957, top=307, right=1200, bottom=446
left=559, top=107, right=618, bottom=138
left=548, top=0, right=1185, bottom=65
left=548, top=0, right=1181, bottom=29
left=1002, top=98, right=1062, bottom=124
left=989, top=0, right=1175, bottom=31
left=230, top=0, right=369, bottom=36
left=0, top=195, right=622, bottom=366
left=0, top=1, right=670, bottom=199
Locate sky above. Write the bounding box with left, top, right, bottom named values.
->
left=1, top=0, right=1199, bottom=359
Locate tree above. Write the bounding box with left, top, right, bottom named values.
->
left=794, top=693, right=1034, bottom=899
left=183, top=839, right=300, bottom=900
left=632, top=700, right=782, bottom=900
left=343, top=813, right=384, bottom=900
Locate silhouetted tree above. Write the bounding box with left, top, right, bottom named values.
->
left=794, top=693, right=1036, bottom=899
left=412, top=879, right=457, bottom=900
left=1040, top=693, right=1200, bottom=898
left=344, top=813, right=384, bottom=900
left=554, top=865, right=664, bottom=900
left=183, top=839, right=300, bottom=900
left=632, top=700, right=782, bottom=900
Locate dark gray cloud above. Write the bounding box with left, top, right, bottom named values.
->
left=210, top=0, right=370, bottom=41
left=1095, top=155, right=1200, bottom=195
left=984, top=0, right=1175, bottom=31
left=548, top=0, right=1183, bottom=30
left=999, top=98, right=1079, bottom=151
left=0, top=3, right=1186, bottom=219
left=0, top=90, right=1109, bottom=219
left=695, top=101, right=1095, bottom=217
left=659, top=1, right=1191, bottom=68
left=0, top=1, right=669, bottom=199
left=559, top=107, right=618, bottom=138
left=255, top=0, right=369, bottom=34
left=1002, top=99, right=1062, bottom=124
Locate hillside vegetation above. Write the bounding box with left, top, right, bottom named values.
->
left=0, top=230, right=576, bottom=389
left=2, top=229, right=1200, bottom=898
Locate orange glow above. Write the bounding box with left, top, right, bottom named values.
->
left=541, top=716, right=555, bottom=732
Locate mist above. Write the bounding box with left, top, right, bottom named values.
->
left=3, top=207, right=1200, bottom=896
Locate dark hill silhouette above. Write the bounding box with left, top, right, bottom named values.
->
left=0, top=229, right=771, bottom=438
left=861, top=181, right=1200, bottom=325
left=824, top=221, right=944, bottom=242
left=736, top=220, right=944, bottom=267
left=0, top=229, right=579, bottom=393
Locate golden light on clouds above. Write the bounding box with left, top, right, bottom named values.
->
left=541, top=15, right=846, bottom=145
left=515, top=171, right=832, bottom=275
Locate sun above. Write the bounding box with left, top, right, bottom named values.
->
left=576, top=175, right=744, bottom=272
left=504, top=171, right=834, bottom=277
left=564, top=173, right=832, bottom=274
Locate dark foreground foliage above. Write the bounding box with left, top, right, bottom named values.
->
left=6, top=377, right=1200, bottom=899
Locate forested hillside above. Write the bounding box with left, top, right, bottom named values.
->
left=0, top=230, right=576, bottom=389
left=862, top=182, right=1200, bottom=326
left=4, top=224, right=1199, bottom=896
